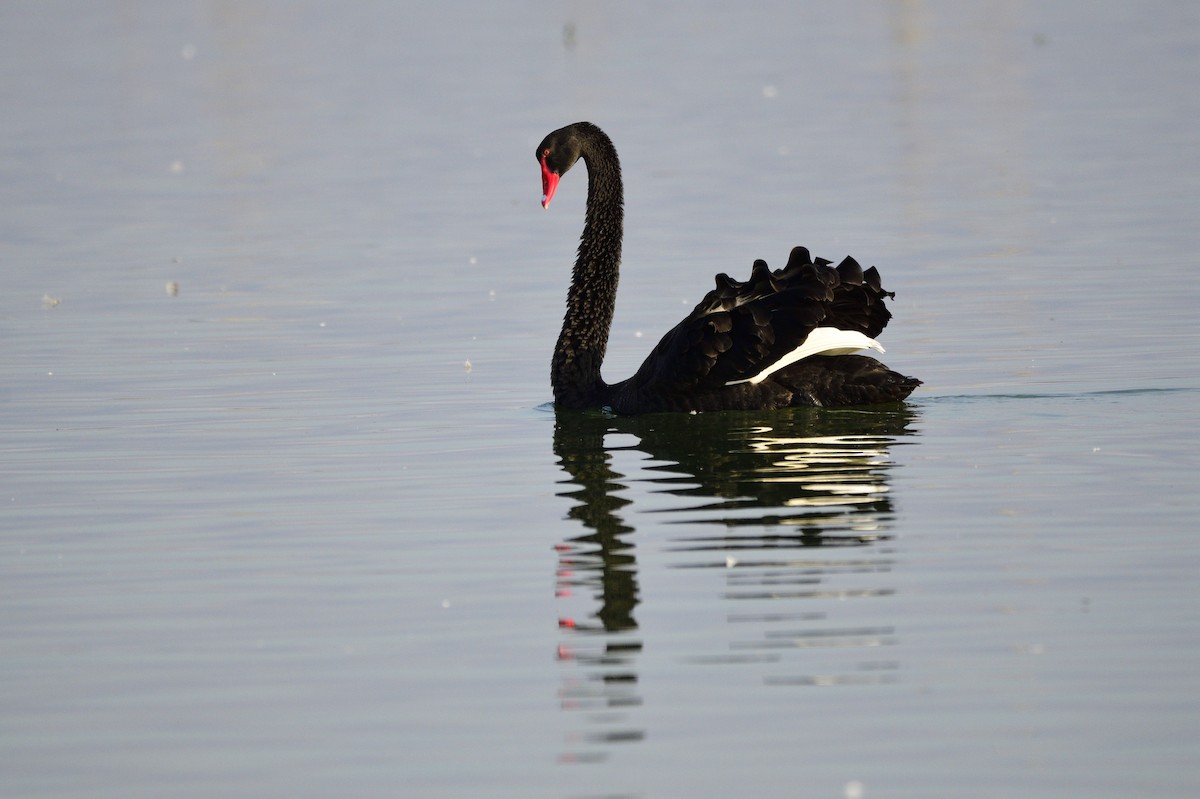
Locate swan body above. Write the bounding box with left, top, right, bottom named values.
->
left=536, top=121, right=920, bottom=414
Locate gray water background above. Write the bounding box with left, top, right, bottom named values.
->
left=2, top=2, right=1198, bottom=798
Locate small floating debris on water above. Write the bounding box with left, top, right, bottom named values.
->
left=169, top=160, right=185, bottom=174
left=844, top=780, right=865, bottom=799
left=463, top=360, right=473, bottom=374
left=42, top=294, right=61, bottom=309
left=165, top=281, right=179, bottom=297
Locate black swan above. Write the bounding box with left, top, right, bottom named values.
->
left=536, top=121, right=920, bottom=414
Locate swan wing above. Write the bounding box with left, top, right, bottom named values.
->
left=622, top=248, right=895, bottom=397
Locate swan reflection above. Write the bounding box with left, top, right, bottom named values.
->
left=552, top=406, right=918, bottom=764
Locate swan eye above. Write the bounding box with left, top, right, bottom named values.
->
left=543, top=148, right=551, bottom=157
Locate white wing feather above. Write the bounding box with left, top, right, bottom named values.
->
left=725, top=327, right=885, bottom=386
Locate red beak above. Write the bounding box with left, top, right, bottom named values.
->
left=540, top=155, right=560, bottom=209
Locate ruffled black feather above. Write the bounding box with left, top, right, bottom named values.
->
left=607, top=246, right=910, bottom=412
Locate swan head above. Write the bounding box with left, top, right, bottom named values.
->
left=535, top=122, right=594, bottom=208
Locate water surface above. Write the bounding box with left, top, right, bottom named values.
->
left=2, top=2, right=1197, bottom=798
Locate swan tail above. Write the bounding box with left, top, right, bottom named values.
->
left=771, top=354, right=922, bottom=406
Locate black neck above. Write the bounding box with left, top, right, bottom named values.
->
left=552, top=130, right=624, bottom=408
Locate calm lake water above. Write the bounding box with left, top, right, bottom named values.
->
left=2, top=2, right=1198, bottom=798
